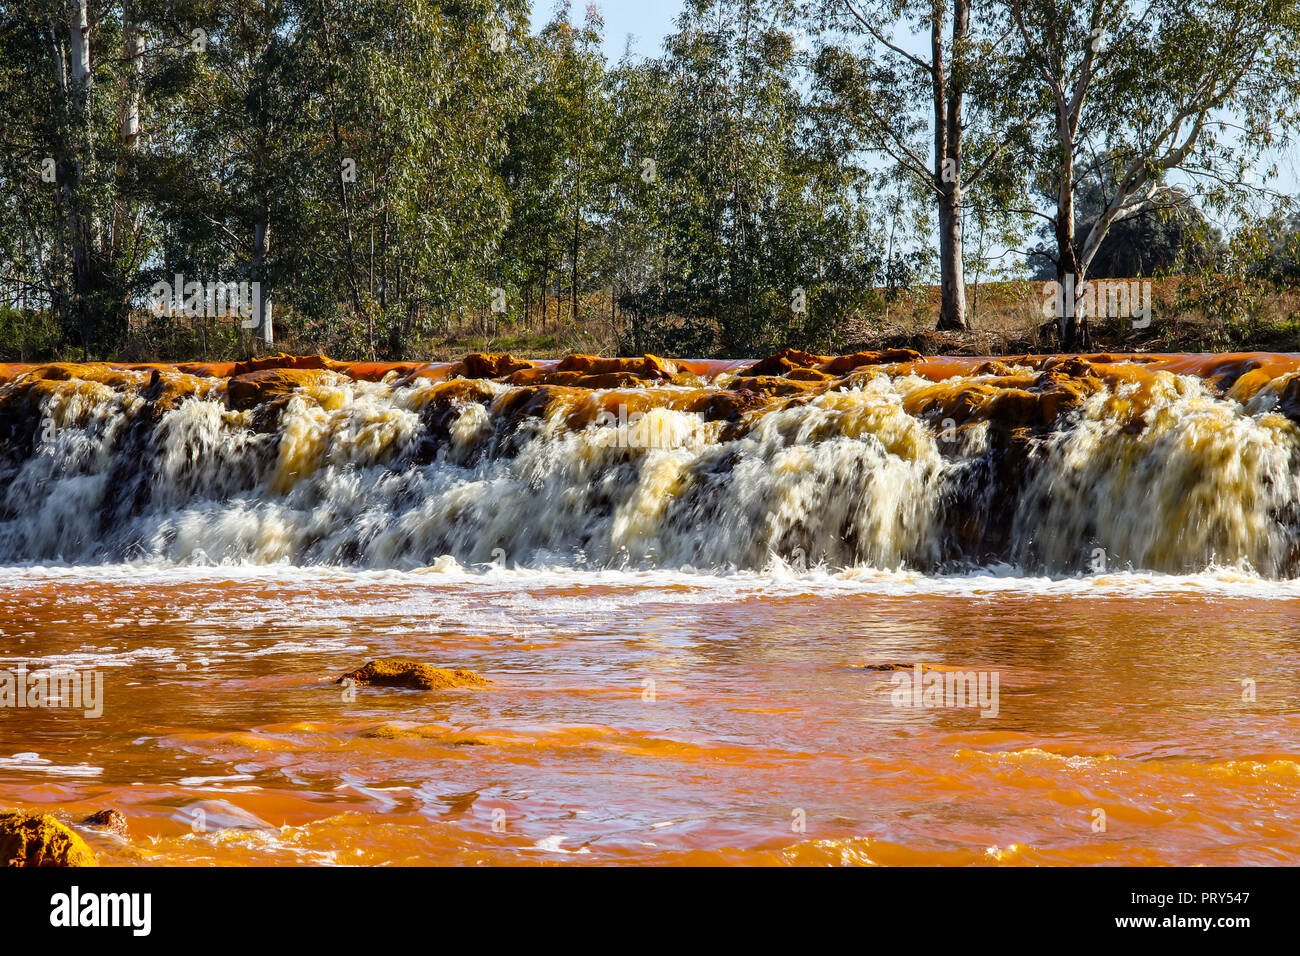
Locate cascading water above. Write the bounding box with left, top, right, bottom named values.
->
left=2, top=350, right=1299, bottom=576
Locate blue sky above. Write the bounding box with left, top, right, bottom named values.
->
left=529, top=0, right=685, bottom=61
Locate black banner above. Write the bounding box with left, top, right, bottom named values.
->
left=0, top=865, right=1284, bottom=943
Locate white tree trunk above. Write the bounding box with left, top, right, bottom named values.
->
left=120, top=6, right=143, bottom=147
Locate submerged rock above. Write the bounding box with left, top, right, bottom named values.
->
left=81, top=808, right=129, bottom=836
left=0, top=810, right=98, bottom=867
left=362, top=723, right=488, bottom=744
left=337, top=658, right=488, bottom=691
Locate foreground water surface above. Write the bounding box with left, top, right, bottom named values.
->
left=2, top=565, right=1297, bottom=866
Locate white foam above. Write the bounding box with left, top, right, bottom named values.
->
left=3, top=364, right=1300, bottom=580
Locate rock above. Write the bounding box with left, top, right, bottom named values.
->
left=785, top=368, right=835, bottom=382
left=0, top=810, right=98, bottom=867
left=362, top=724, right=488, bottom=745
left=226, top=367, right=339, bottom=411
left=688, top=388, right=770, bottom=423
left=819, top=348, right=923, bottom=375
left=336, top=658, right=488, bottom=691
left=739, top=348, right=827, bottom=377
left=727, top=374, right=825, bottom=397
left=554, top=353, right=678, bottom=381
left=904, top=363, right=1105, bottom=431
left=493, top=384, right=589, bottom=429
left=502, top=356, right=682, bottom=389
left=1259, top=371, right=1300, bottom=423
left=16, top=362, right=138, bottom=386
left=81, top=809, right=129, bottom=836
left=456, top=352, right=535, bottom=379
left=230, top=353, right=342, bottom=377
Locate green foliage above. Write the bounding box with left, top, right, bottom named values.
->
left=1, top=0, right=527, bottom=362
left=1028, top=169, right=1226, bottom=280
left=0, top=308, right=63, bottom=362
left=1, top=1, right=1298, bottom=362
left=613, top=0, right=884, bottom=357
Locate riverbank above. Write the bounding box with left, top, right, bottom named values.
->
left=6, top=278, right=1298, bottom=364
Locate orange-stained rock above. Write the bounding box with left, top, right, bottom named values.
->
left=1261, top=373, right=1300, bottom=421
left=336, top=659, right=488, bottom=691
left=344, top=361, right=423, bottom=382
left=227, top=367, right=339, bottom=411
left=570, top=371, right=665, bottom=390
left=502, top=366, right=581, bottom=387
left=502, top=365, right=675, bottom=389
left=728, top=374, right=828, bottom=398
left=455, top=353, right=536, bottom=379
left=740, top=348, right=827, bottom=377
left=1040, top=356, right=1100, bottom=379
left=14, top=362, right=145, bottom=388
left=361, top=724, right=489, bottom=744
left=395, top=362, right=458, bottom=385
left=81, top=809, right=128, bottom=836
left=0, top=810, right=97, bottom=867
left=134, top=367, right=213, bottom=410
left=786, top=368, right=834, bottom=382
left=412, top=377, right=500, bottom=408
left=404, top=378, right=502, bottom=459
left=0, top=363, right=35, bottom=384
left=819, top=348, right=924, bottom=375
left=903, top=361, right=1108, bottom=430
left=555, top=353, right=678, bottom=380
left=492, top=384, right=589, bottom=425
left=174, top=361, right=238, bottom=378
left=689, top=388, right=771, bottom=422
left=1225, top=367, right=1275, bottom=404
left=10, top=351, right=1300, bottom=452
left=230, top=353, right=346, bottom=377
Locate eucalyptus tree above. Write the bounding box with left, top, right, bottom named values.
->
left=1026, top=171, right=1224, bottom=280
left=597, top=52, right=672, bottom=342
left=814, top=0, right=1030, bottom=331
left=610, top=0, right=881, bottom=356
left=147, top=1, right=298, bottom=352
left=553, top=5, right=610, bottom=329
left=0, top=0, right=202, bottom=355
left=500, top=28, right=569, bottom=330
left=501, top=3, right=608, bottom=333
left=641, top=0, right=814, bottom=354
left=1003, top=0, right=1300, bottom=346
left=156, top=0, right=527, bottom=358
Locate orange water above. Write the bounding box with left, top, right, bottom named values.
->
left=2, top=567, right=1298, bottom=865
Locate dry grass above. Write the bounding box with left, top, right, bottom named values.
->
left=97, top=276, right=1300, bottom=363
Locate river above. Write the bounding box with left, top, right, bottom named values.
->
left=2, top=350, right=1298, bottom=865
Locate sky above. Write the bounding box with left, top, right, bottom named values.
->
left=529, top=0, right=685, bottom=61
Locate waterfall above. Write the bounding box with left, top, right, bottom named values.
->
left=2, top=350, right=1298, bottom=576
